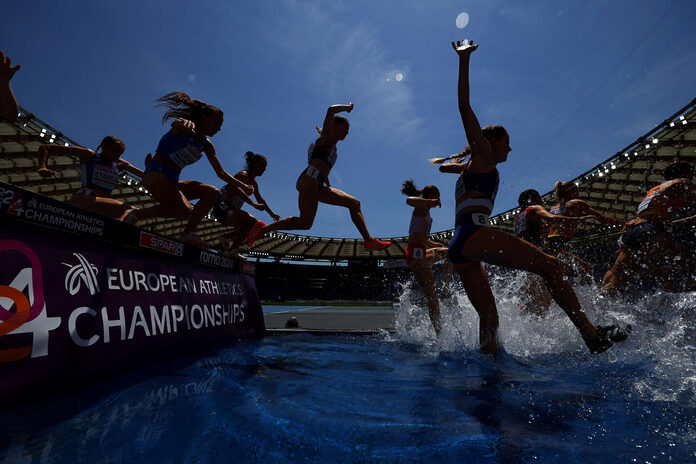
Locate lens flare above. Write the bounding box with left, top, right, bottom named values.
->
left=456, top=12, right=470, bottom=29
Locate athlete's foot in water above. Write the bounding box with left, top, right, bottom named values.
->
left=586, top=324, right=631, bottom=354
left=246, top=221, right=266, bottom=247
left=364, top=237, right=391, bottom=250
left=180, top=233, right=209, bottom=248
left=118, top=208, right=139, bottom=226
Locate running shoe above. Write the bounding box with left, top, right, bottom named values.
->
left=246, top=221, right=266, bottom=247
left=219, top=236, right=247, bottom=260
left=364, top=237, right=392, bottom=250
left=180, top=233, right=209, bottom=248
left=118, top=208, right=139, bottom=226
left=588, top=324, right=631, bottom=354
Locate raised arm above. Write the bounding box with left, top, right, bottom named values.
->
left=317, top=103, right=353, bottom=144
left=438, top=161, right=467, bottom=174
left=575, top=201, right=626, bottom=226
left=406, top=197, right=441, bottom=208
left=203, top=141, right=254, bottom=195
left=452, top=40, right=494, bottom=169
left=170, top=118, right=196, bottom=136
left=533, top=206, right=594, bottom=224
left=37, top=144, right=93, bottom=177
left=0, top=51, right=21, bottom=122
left=118, top=159, right=145, bottom=177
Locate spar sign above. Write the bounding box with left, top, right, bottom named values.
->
left=0, top=221, right=264, bottom=397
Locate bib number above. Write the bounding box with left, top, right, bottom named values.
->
left=306, top=165, right=321, bottom=179
left=472, top=213, right=489, bottom=226
left=412, top=247, right=425, bottom=259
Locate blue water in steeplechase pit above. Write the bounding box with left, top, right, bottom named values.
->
left=1, top=274, right=695, bottom=463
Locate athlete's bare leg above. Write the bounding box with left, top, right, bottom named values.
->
left=318, top=187, right=372, bottom=241
left=461, top=227, right=603, bottom=350
left=409, top=259, right=442, bottom=334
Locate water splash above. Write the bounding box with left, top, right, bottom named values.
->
left=390, top=268, right=696, bottom=404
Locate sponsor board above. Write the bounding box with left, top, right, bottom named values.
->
left=139, top=231, right=184, bottom=256
left=0, top=220, right=263, bottom=397
left=240, top=262, right=256, bottom=275
left=0, top=184, right=105, bottom=237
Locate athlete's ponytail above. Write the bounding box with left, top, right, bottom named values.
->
left=429, top=146, right=471, bottom=165
left=245, top=151, right=267, bottom=170
left=155, top=92, right=223, bottom=125
left=430, top=125, right=507, bottom=164
left=402, top=179, right=440, bottom=198
left=401, top=179, right=421, bottom=196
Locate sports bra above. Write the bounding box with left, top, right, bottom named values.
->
left=80, top=154, right=119, bottom=194
left=307, top=142, right=338, bottom=168
left=409, top=211, right=433, bottom=236
left=218, top=184, right=245, bottom=211
left=455, top=163, right=499, bottom=224
left=514, top=206, right=543, bottom=244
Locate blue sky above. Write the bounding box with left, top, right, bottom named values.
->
left=3, top=0, right=695, bottom=239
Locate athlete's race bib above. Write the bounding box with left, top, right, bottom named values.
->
left=169, top=144, right=203, bottom=168
left=305, top=165, right=321, bottom=179
left=412, top=247, right=425, bottom=259
left=90, top=164, right=118, bottom=190
left=472, top=213, right=489, bottom=226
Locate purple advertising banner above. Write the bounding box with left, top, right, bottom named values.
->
left=0, top=220, right=264, bottom=398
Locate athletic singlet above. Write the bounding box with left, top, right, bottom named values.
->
left=454, top=164, right=499, bottom=226
left=307, top=142, right=338, bottom=168
left=513, top=206, right=543, bottom=244
left=80, top=154, right=119, bottom=194
left=547, top=201, right=574, bottom=239
left=550, top=202, right=568, bottom=216
left=218, top=184, right=245, bottom=210
left=409, top=211, right=433, bottom=237
left=156, top=132, right=207, bottom=169
left=212, top=184, right=245, bottom=222
left=636, top=183, right=685, bottom=220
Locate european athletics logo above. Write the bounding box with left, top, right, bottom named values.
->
left=63, top=253, right=100, bottom=296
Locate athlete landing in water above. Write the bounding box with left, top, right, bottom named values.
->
left=402, top=179, right=452, bottom=334
left=37, top=136, right=144, bottom=218
left=246, top=103, right=391, bottom=251
left=514, top=189, right=594, bottom=315
left=437, top=39, right=627, bottom=354
left=213, top=151, right=280, bottom=260
left=118, top=92, right=254, bottom=247
left=603, top=162, right=696, bottom=294
left=545, top=181, right=626, bottom=284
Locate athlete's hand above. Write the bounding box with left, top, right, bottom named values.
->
left=0, top=51, right=21, bottom=84
left=346, top=102, right=354, bottom=113
left=451, top=39, right=478, bottom=58
left=171, top=118, right=196, bottom=135
left=270, top=212, right=280, bottom=221
left=37, top=167, right=57, bottom=178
